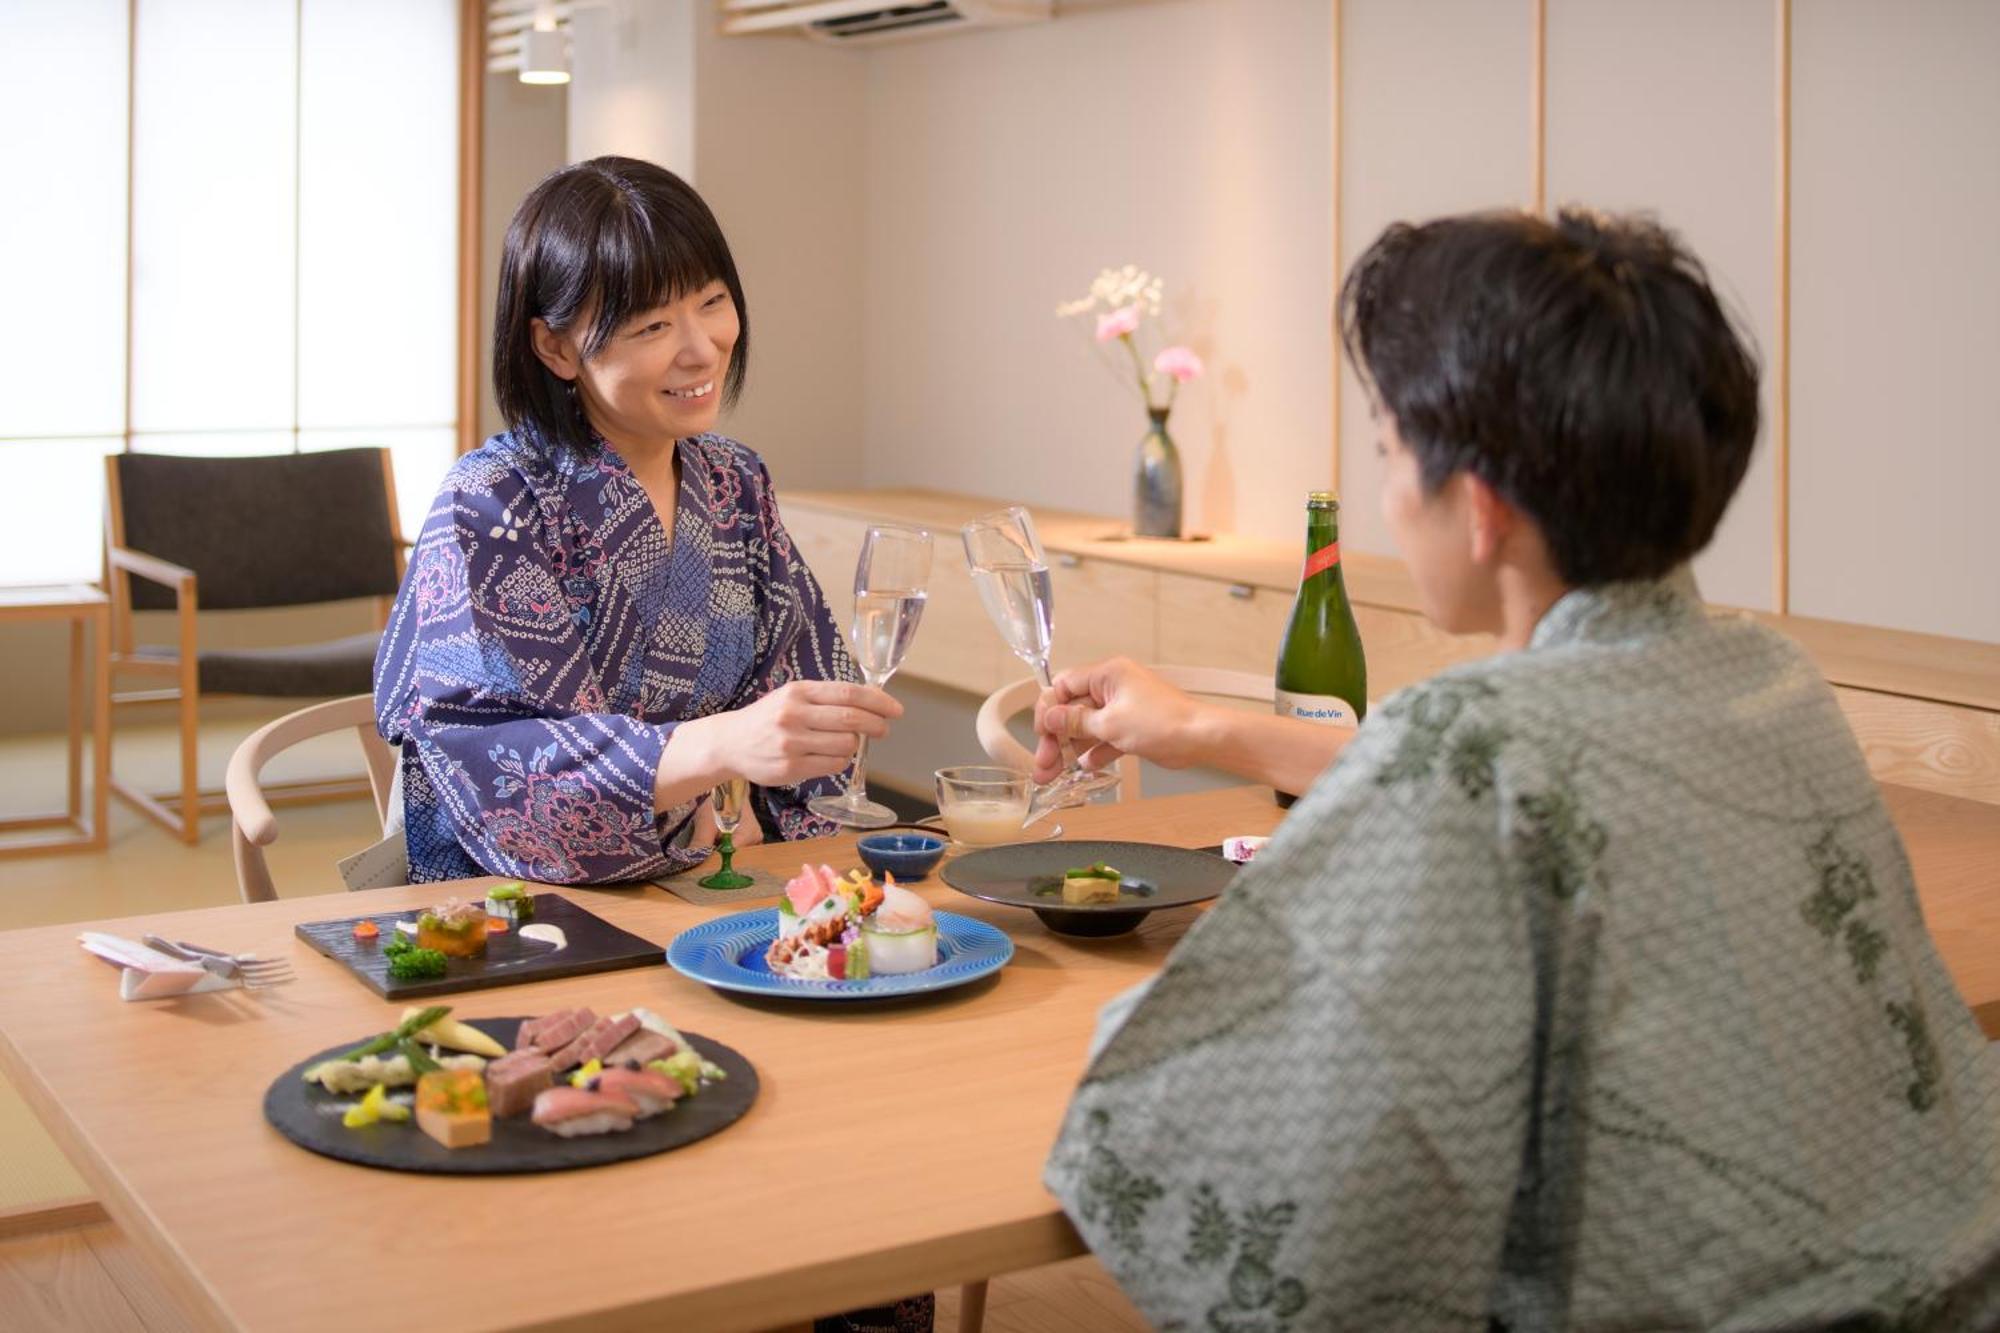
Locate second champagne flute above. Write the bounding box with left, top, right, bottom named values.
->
left=807, top=524, right=932, bottom=829
left=961, top=506, right=1120, bottom=824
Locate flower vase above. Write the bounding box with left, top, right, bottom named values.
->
left=1134, top=406, right=1183, bottom=539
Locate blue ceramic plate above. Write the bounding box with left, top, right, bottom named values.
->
left=666, top=908, right=1013, bottom=1000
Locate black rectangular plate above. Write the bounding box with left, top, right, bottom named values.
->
left=294, top=894, right=663, bottom=999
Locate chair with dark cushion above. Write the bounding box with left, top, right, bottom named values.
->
left=104, top=449, right=407, bottom=844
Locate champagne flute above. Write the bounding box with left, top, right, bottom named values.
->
left=961, top=506, right=1120, bottom=824
left=808, top=524, right=933, bottom=829
left=697, top=775, right=754, bottom=890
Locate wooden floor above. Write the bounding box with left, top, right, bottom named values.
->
left=0, top=715, right=1149, bottom=1331
left=0, top=1219, right=199, bottom=1333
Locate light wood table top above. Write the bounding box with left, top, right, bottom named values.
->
left=0, top=583, right=109, bottom=618
left=0, top=787, right=1278, bottom=1332
left=1, top=781, right=1994, bottom=1332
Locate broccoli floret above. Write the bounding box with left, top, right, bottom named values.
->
left=386, top=946, right=447, bottom=980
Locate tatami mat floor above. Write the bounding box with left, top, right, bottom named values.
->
left=0, top=713, right=1147, bottom=1331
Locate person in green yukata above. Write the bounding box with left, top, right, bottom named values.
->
left=1034, top=209, right=2000, bottom=1331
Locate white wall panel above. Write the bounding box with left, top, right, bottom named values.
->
left=1338, top=0, right=1532, bottom=562
left=862, top=0, right=1333, bottom=542
left=1545, top=0, right=1777, bottom=612
left=694, top=16, right=868, bottom=493
left=1793, top=0, right=2000, bottom=642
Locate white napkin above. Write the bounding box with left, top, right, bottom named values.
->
left=78, top=932, right=239, bottom=1001
left=338, top=831, right=410, bottom=892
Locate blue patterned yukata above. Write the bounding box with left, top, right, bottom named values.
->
left=374, top=429, right=857, bottom=884
left=1045, top=572, right=2000, bottom=1331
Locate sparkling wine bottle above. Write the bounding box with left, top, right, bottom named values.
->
left=1272, top=491, right=1367, bottom=807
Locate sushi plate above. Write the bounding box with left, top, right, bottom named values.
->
left=264, top=1018, right=758, bottom=1175
left=665, top=908, right=1013, bottom=1001
left=941, top=840, right=1237, bottom=938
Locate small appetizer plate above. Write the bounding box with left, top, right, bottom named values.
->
left=666, top=909, right=1013, bottom=1000
left=941, top=840, right=1238, bottom=938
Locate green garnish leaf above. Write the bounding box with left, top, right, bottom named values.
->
left=1063, top=862, right=1122, bottom=879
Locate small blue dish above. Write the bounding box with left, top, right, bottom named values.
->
left=856, top=832, right=948, bottom=883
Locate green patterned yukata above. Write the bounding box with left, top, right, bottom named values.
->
left=1045, top=572, right=2000, bottom=1331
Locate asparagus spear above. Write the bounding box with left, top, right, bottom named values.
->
left=325, top=1004, right=452, bottom=1065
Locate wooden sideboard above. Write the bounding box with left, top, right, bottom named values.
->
left=781, top=488, right=2000, bottom=805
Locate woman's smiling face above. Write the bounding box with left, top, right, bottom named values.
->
left=533, top=278, right=740, bottom=449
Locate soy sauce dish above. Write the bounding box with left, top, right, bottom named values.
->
left=855, top=832, right=949, bottom=884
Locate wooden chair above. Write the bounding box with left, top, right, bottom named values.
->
left=225, top=694, right=396, bottom=904
left=975, top=664, right=1276, bottom=800
left=103, top=448, right=406, bottom=843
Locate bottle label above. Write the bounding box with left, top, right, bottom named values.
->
left=1274, top=689, right=1357, bottom=727
left=1302, top=542, right=1341, bottom=580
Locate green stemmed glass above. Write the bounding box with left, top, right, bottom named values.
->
left=697, top=776, right=755, bottom=890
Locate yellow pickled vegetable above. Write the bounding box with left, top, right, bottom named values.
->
left=343, top=1083, right=392, bottom=1129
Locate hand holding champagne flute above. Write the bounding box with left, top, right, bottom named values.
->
left=961, top=506, right=1120, bottom=825
left=807, top=524, right=933, bottom=829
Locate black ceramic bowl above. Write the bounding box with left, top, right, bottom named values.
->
left=940, top=840, right=1237, bottom=937
left=856, top=832, right=949, bottom=884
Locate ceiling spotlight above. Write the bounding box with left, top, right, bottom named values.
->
left=520, top=25, right=569, bottom=85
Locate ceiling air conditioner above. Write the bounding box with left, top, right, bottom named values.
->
left=720, top=1, right=1054, bottom=46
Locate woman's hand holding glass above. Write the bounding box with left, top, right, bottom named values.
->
left=657, top=680, right=902, bottom=813
left=711, top=680, right=903, bottom=787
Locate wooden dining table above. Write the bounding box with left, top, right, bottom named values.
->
left=0, top=781, right=1996, bottom=1332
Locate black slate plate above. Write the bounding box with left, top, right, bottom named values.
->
left=294, top=894, right=663, bottom=1000
left=941, top=840, right=1237, bottom=937
left=264, top=1018, right=758, bottom=1175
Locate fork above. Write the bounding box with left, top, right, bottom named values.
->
left=143, top=936, right=295, bottom=987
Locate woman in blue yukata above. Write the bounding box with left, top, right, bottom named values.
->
left=374, top=157, right=901, bottom=885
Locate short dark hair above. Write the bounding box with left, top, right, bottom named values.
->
left=493, top=156, right=750, bottom=455
left=1338, top=208, right=1760, bottom=586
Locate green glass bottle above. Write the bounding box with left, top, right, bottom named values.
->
left=1272, top=491, right=1367, bottom=807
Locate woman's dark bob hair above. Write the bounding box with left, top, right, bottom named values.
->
left=1339, top=207, right=1760, bottom=587
left=493, top=156, right=749, bottom=455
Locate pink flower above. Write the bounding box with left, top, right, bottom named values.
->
left=1095, top=305, right=1141, bottom=342
left=1154, top=346, right=1204, bottom=383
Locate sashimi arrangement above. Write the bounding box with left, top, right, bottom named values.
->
left=273, top=1003, right=752, bottom=1171
left=765, top=865, right=939, bottom=981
